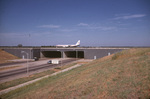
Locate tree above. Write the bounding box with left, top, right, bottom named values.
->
left=18, top=44, right=23, bottom=47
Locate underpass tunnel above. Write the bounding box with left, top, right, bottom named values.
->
left=64, top=51, right=84, bottom=58
left=41, top=51, right=84, bottom=58
left=41, top=51, right=61, bottom=58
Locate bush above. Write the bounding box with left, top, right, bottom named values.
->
left=112, top=53, right=120, bottom=60
left=112, top=51, right=126, bottom=60
left=18, top=44, right=23, bottom=47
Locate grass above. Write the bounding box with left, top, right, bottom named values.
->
left=0, top=66, right=21, bottom=72
left=0, top=48, right=150, bottom=99
left=0, top=63, right=77, bottom=90
left=0, top=49, right=18, bottom=64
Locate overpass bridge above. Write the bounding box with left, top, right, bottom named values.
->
left=1, top=47, right=128, bottom=59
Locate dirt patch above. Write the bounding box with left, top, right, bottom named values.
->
left=147, top=52, right=150, bottom=55
left=53, top=68, right=61, bottom=72
left=0, top=49, right=18, bottom=64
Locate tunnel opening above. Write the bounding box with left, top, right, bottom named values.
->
left=64, top=51, right=84, bottom=58
left=42, top=51, right=61, bottom=58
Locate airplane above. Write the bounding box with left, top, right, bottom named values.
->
left=56, top=40, right=80, bottom=47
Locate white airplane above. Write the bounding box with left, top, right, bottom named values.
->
left=56, top=40, right=80, bottom=47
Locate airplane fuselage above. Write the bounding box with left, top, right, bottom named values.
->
left=56, top=40, right=80, bottom=48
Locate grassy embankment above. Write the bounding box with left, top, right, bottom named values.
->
left=0, top=49, right=18, bottom=64
left=0, top=49, right=21, bottom=71
left=1, top=48, right=150, bottom=99
left=0, top=62, right=78, bottom=90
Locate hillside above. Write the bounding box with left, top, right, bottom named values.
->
left=0, top=49, right=18, bottom=64
left=1, top=48, right=150, bottom=99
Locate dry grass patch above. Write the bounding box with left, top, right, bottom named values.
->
left=0, top=49, right=18, bottom=64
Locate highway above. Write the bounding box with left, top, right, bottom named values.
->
left=0, top=61, right=29, bottom=67
left=0, top=58, right=77, bottom=81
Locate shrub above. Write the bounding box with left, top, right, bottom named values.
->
left=112, top=53, right=120, bottom=60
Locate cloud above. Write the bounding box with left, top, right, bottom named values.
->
left=38, top=24, right=60, bottom=28
left=77, top=22, right=116, bottom=31
left=78, top=23, right=89, bottom=26
left=99, top=27, right=116, bottom=31
left=61, top=29, right=76, bottom=32
left=89, top=26, right=116, bottom=31
left=113, top=14, right=146, bottom=20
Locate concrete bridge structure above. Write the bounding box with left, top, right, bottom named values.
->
left=1, top=47, right=128, bottom=59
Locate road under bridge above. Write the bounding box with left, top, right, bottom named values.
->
left=41, top=50, right=84, bottom=58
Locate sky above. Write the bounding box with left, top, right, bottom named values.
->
left=0, top=0, right=150, bottom=46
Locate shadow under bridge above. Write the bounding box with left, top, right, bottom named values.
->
left=41, top=51, right=84, bottom=58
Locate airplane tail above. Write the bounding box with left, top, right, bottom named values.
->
left=76, top=40, right=80, bottom=46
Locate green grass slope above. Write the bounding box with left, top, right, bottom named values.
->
left=1, top=48, right=150, bottom=99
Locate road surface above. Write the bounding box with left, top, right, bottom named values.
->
left=0, top=58, right=77, bottom=82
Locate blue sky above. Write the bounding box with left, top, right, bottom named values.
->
left=0, top=0, right=150, bottom=46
